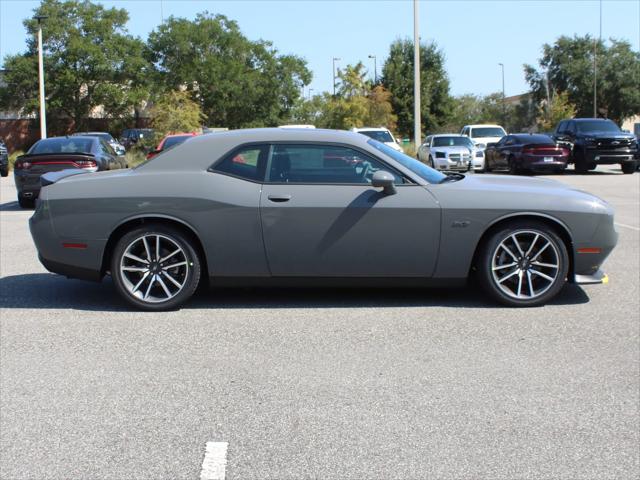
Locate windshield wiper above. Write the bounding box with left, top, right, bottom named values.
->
left=439, top=172, right=466, bottom=184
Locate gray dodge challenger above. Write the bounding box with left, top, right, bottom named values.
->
left=29, top=128, right=617, bottom=310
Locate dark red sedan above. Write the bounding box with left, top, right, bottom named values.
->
left=146, top=133, right=197, bottom=160
left=484, top=134, right=569, bottom=174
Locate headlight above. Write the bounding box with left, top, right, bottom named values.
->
left=435, top=151, right=446, bottom=158
left=475, top=143, right=486, bottom=150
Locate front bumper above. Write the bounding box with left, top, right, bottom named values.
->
left=585, top=148, right=634, bottom=164
left=435, top=158, right=471, bottom=171
left=574, top=270, right=609, bottom=285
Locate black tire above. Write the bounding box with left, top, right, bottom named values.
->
left=111, top=224, right=202, bottom=311
left=508, top=156, right=519, bottom=175
left=18, top=195, right=35, bottom=209
left=0, top=166, right=8, bottom=177
left=573, top=148, right=589, bottom=174
left=428, top=155, right=435, bottom=168
left=621, top=162, right=637, bottom=174
left=477, top=220, right=569, bottom=307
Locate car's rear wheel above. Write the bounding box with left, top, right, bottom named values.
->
left=508, top=156, right=519, bottom=175
left=111, top=225, right=201, bottom=311
left=0, top=166, right=8, bottom=177
left=18, top=194, right=35, bottom=209
left=478, top=221, right=569, bottom=307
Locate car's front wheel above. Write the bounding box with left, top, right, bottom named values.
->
left=111, top=224, right=201, bottom=311
left=621, top=161, right=637, bottom=174
left=478, top=221, right=569, bottom=307
left=0, top=166, right=8, bottom=177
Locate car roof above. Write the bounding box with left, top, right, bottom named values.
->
left=142, top=128, right=387, bottom=171
left=432, top=134, right=465, bottom=138
left=163, top=133, right=197, bottom=138
left=464, top=124, right=504, bottom=128
left=572, top=118, right=615, bottom=123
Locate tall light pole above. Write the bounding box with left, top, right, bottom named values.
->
left=593, top=0, right=602, bottom=118
left=332, top=57, right=340, bottom=96
left=368, top=54, right=377, bottom=84
left=413, top=0, right=421, bottom=148
left=35, top=15, right=48, bottom=139
left=308, top=88, right=314, bottom=100
left=498, top=63, right=506, bottom=128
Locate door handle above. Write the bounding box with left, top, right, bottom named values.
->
left=267, top=194, right=292, bottom=202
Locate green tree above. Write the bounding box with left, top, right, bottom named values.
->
left=147, top=13, right=311, bottom=129
left=381, top=39, right=453, bottom=137
left=536, top=91, right=577, bottom=131
left=524, top=35, right=640, bottom=124
left=0, top=0, right=151, bottom=130
left=150, top=90, right=205, bottom=137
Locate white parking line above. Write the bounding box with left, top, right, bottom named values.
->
left=615, top=222, right=640, bottom=232
left=200, top=442, right=229, bottom=480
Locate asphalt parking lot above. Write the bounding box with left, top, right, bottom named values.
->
left=1, top=168, right=638, bottom=479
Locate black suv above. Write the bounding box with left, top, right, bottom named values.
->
left=0, top=138, right=9, bottom=177
left=553, top=118, right=637, bottom=174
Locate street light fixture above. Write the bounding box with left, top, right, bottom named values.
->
left=368, top=54, right=377, bottom=85
left=332, top=57, right=340, bottom=96
left=34, top=15, right=48, bottom=139
left=498, top=62, right=506, bottom=128
left=413, top=0, right=421, bottom=149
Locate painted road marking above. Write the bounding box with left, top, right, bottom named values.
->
left=200, top=442, right=228, bottom=480
left=615, top=222, right=640, bottom=232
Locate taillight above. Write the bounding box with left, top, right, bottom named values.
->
left=146, top=152, right=156, bottom=160
left=76, top=160, right=97, bottom=169
left=561, top=148, right=570, bottom=156
left=14, top=160, right=32, bottom=170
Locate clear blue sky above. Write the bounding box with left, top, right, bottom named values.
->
left=1, top=0, right=639, bottom=98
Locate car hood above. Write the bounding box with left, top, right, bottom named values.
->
left=579, top=131, right=635, bottom=140
left=432, top=174, right=611, bottom=213
left=432, top=146, right=473, bottom=154
left=471, top=137, right=503, bottom=147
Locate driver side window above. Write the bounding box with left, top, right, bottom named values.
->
left=268, top=144, right=404, bottom=185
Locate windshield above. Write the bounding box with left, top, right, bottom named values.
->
left=367, top=139, right=446, bottom=184
left=162, top=135, right=191, bottom=150
left=29, top=137, right=94, bottom=155
left=433, top=136, right=474, bottom=148
left=576, top=120, right=621, bottom=133
left=359, top=130, right=394, bottom=143
left=471, top=127, right=506, bottom=138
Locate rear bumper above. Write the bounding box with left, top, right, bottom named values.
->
left=14, top=170, right=42, bottom=196
left=521, top=155, right=568, bottom=170
left=29, top=201, right=105, bottom=282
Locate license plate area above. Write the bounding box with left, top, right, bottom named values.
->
left=543, top=157, right=554, bottom=162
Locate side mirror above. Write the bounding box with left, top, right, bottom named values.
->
left=372, top=170, right=397, bottom=195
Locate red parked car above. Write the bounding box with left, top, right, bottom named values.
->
left=484, top=134, right=569, bottom=174
left=146, top=133, right=197, bottom=160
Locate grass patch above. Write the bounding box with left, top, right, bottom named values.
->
left=402, top=142, right=418, bottom=158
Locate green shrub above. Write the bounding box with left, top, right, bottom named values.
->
left=125, top=149, right=147, bottom=167
left=8, top=150, right=25, bottom=172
